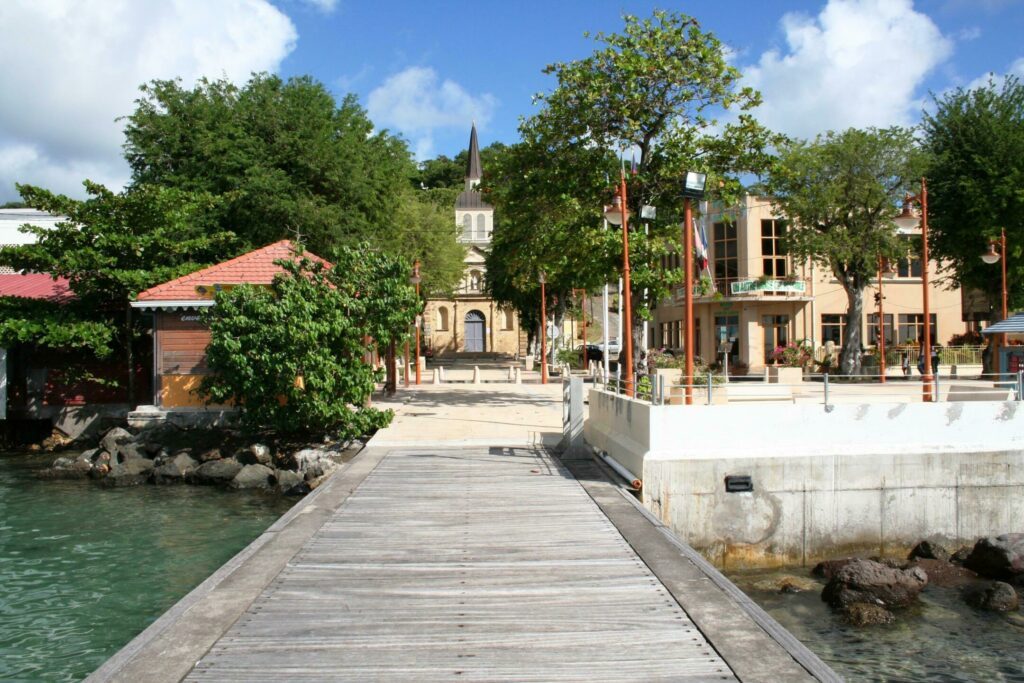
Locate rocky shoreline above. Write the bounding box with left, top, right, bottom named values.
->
left=37, top=423, right=363, bottom=495
left=755, top=536, right=1024, bottom=627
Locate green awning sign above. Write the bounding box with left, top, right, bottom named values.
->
left=730, top=278, right=806, bottom=295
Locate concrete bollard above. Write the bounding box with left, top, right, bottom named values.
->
left=439, top=366, right=446, bottom=382
left=514, top=367, right=522, bottom=384
left=524, top=356, right=534, bottom=371
left=508, top=366, right=515, bottom=382
left=472, top=366, right=481, bottom=384
left=432, top=367, right=441, bottom=384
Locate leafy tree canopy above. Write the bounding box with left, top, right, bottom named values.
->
left=922, top=76, right=1024, bottom=314
left=766, top=127, right=924, bottom=374
left=0, top=181, right=238, bottom=357
left=123, top=73, right=415, bottom=255
left=201, top=246, right=418, bottom=437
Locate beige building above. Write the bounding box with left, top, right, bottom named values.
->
left=651, top=195, right=968, bottom=374
left=423, top=125, right=525, bottom=358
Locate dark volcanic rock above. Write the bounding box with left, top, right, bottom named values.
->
left=904, top=558, right=977, bottom=588
left=841, top=602, right=895, bottom=626
left=230, top=464, right=275, bottom=490
left=951, top=546, right=973, bottom=565
left=964, top=534, right=1024, bottom=582
left=908, top=540, right=950, bottom=562
left=100, top=427, right=133, bottom=458
left=237, top=444, right=271, bottom=466
left=196, top=447, right=222, bottom=463
left=964, top=581, right=1020, bottom=612
left=822, top=559, right=928, bottom=609
left=191, top=458, right=242, bottom=485
left=812, top=557, right=858, bottom=580
left=100, top=458, right=154, bottom=487
left=153, top=454, right=199, bottom=484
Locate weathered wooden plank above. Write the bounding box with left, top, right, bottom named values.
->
left=184, top=447, right=739, bottom=682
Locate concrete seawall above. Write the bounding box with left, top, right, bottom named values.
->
left=585, top=390, right=1024, bottom=568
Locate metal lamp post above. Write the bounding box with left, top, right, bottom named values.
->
left=539, top=270, right=548, bottom=385
left=604, top=171, right=634, bottom=397
left=981, top=228, right=1009, bottom=362
left=681, top=171, right=708, bottom=405
left=894, top=179, right=933, bottom=402
left=875, top=257, right=896, bottom=383
left=410, top=260, right=422, bottom=385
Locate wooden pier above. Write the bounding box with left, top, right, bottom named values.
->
left=87, top=386, right=838, bottom=682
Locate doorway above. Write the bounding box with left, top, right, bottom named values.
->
left=464, top=310, right=485, bottom=352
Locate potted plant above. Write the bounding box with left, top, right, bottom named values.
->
left=768, top=341, right=810, bottom=384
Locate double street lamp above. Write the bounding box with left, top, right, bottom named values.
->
left=893, top=178, right=933, bottom=402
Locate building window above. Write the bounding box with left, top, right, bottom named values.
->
left=761, top=218, right=787, bottom=277
left=468, top=270, right=483, bottom=292
left=476, top=214, right=486, bottom=240
left=898, top=314, right=937, bottom=345
left=437, top=306, right=449, bottom=331
left=461, top=214, right=472, bottom=240
left=502, top=309, right=514, bottom=330
left=821, top=314, right=845, bottom=347
left=713, top=221, right=738, bottom=292
left=896, top=236, right=923, bottom=278
left=867, top=313, right=894, bottom=346
left=763, top=315, right=790, bottom=363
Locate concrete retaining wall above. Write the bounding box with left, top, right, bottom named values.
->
left=584, top=389, right=1024, bottom=568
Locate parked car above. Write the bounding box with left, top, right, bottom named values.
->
left=577, top=344, right=604, bottom=363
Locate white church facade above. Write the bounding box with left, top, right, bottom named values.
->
left=423, top=125, right=524, bottom=357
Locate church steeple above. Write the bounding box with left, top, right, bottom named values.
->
left=465, top=122, right=482, bottom=189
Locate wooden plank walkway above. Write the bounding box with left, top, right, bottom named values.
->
left=186, top=447, right=737, bottom=682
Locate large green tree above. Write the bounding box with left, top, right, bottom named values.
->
left=201, top=246, right=418, bottom=436
left=122, top=73, right=415, bottom=255
left=766, top=127, right=924, bottom=375
left=0, top=182, right=237, bottom=360
left=921, top=76, right=1024, bottom=319
left=494, top=10, right=779, bottom=370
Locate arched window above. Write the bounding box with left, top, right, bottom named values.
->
left=462, top=214, right=472, bottom=240
left=469, top=270, right=482, bottom=292
left=437, top=306, right=449, bottom=331
left=476, top=214, right=486, bottom=240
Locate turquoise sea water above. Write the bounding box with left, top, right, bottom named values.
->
left=727, top=567, right=1024, bottom=682
left=0, top=451, right=294, bottom=682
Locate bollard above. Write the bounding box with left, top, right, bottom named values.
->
left=823, top=372, right=831, bottom=411
left=707, top=371, right=713, bottom=405
left=472, top=366, right=481, bottom=384
left=432, top=367, right=441, bottom=384
left=514, top=367, right=522, bottom=384
left=508, top=366, right=515, bottom=382
left=934, top=371, right=940, bottom=402
left=1017, top=370, right=1023, bottom=401
left=439, top=366, right=446, bottom=382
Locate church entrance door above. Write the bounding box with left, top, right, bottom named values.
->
left=464, top=310, right=485, bottom=352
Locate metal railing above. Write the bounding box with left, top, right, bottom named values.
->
left=596, top=369, right=1024, bottom=409
left=814, top=345, right=986, bottom=367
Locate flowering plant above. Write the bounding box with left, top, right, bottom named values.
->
left=771, top=341, right=811, bottom=368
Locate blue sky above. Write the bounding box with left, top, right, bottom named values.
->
left=0, top=0, right=1022, bottom=201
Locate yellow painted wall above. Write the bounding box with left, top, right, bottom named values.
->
left=159, top=374, right=231, bottom=409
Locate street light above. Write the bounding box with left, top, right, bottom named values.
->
left=681, top=170, right=707, bottom=405
left=894, top=179, right=933, bottom=402
left=875, top=257, right=896, bottom=383
left=410, top=260, right=422, bottom=385
left=980, top=228, right=1009, bottom=355
left=604, top=172, right=635, bottom=397
left=539, top=270, right=548, bottom=385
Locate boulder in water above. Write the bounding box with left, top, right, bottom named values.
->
left=190, top=458, right=242, bottom=485
left=153, top=454, right=199, bottom=484
left=812, top=557, right=858, bottom=580
left=238, top=443, right=271, bottom=466
left=99, top=427, right=133, bottom=458
left=904, top=558, right=976, bottom=588
left=273, top=469, right=304, bottom=493
left=229, top=464, right=275, bottom=490
left=100, top=458, right=154, bottom=487
left=964, top=534, right=1024, bottom=582
left=821, top=559, right=928, bottom=609
left=908, top=540, right=950, bottom=562
left=964, top=581, right=1020, bottom=612
left=841, top=602, right=895, bottom=626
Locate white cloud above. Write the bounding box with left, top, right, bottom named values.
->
left=964, top=56, right=1024, bottom=91
left=300, top=0, right=340, bottom=12
left=366, top=66, right=497, bottom=159
left=743, top=0, right=953, bottom=139
left=0, top=0, right=297, bottom=202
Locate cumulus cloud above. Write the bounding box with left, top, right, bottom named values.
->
left=743, top=0, right=953, bottom=139
left=367, top=66, right=497, bottom=159
left=0, top=0, right=297, bottom=202
left=300, top=0, right=340, bottom=12
left=964, top=56, right=1024, bottom=91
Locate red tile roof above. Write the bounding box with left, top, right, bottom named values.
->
left=136, top=240, right=331, bottom=302
left=0, top=273, right=74, bottom=303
